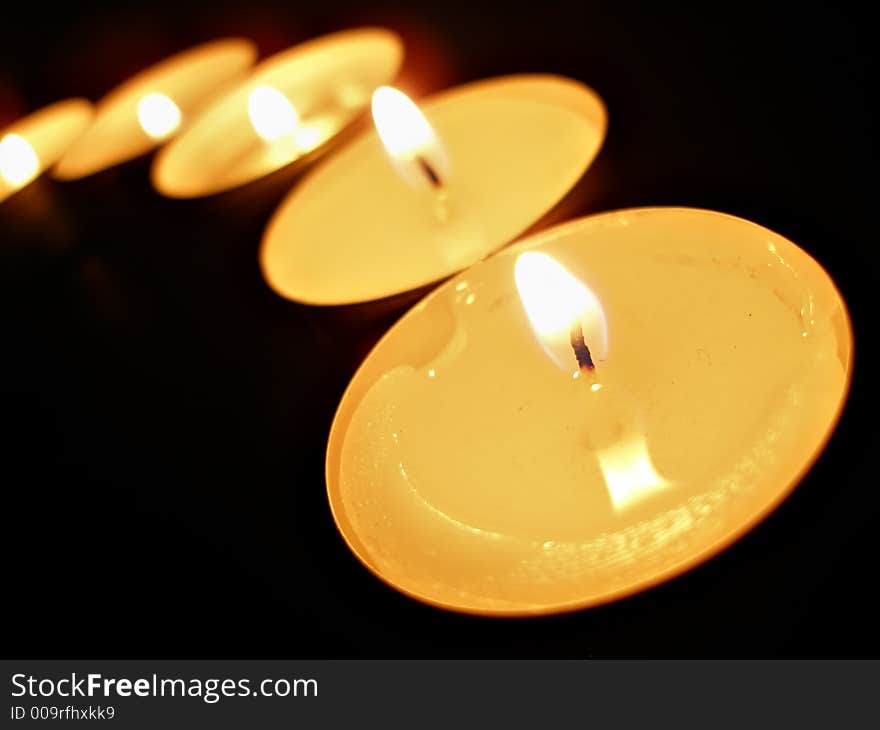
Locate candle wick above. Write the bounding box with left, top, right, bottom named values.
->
left=570, top=321, right=595, bottom=373
left=415, top=155, right=443, bottom=189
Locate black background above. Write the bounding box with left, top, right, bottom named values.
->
left=1, top=0, right=877, bottom=657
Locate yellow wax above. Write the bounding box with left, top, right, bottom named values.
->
left=260, top=74, right=607, bottom=305
left=326, top=208, right=853, bottom=615
left=151, top=28, right=403, bottom=198
left=0, top=99, right=92, bottom=203
left=53, top=38, right=256, bottom=180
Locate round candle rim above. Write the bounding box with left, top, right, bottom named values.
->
left=236, top=26, right=403, bottom=82
left=324, top=205, right=855, bottom=617
left=260, top=72, right=608, bottom=306
left=1, top=98, right=93, bottom=201
left=89, top=37, right=257, bottom=112
left=397, top=72, right=607, bottom=119
left=52, top=37, right=258, bottom=181
left=150, top=27, right=405, bottom=199
left=1, top=97, right=93, bottom=135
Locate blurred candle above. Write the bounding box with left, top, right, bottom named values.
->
left=53, top=38, right=256, bottom=180
left=151, top=28, right=403, bottom=198
left=0, top=99, right=92, bottom=203
left=260, top=75, right=607, bottom=305
left=325, top=207, right=853, bottom=615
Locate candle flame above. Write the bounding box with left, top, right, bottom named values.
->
left=372, top=86, right=435, bottom=157
left=371, top=86, right=449, bottom=190
left=137, top=93, right=182, bottom=140
left=0, top=133, right=39, bottom=188
left=514, top=252, right=608, bottom=372
left=248, top=85, right=299, bottom=143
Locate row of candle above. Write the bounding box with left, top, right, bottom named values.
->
left=2, top=29, right=607, bottom=305
left=1, top=31, right=398, bottom=200
left=1, top=28, right=853, bottom=615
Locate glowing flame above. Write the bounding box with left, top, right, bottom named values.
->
left=596, top=436, right=670, bottom=512
left=0, top=133, right=39, bottom=188
left=371, top=86, right=449, bottom=190
left=137, top=93, right=181, bottom=139
left=248, top=86, right=299, bottom=143
left=372, top=86, right=436, bottom=157
left=515, top=252, right=608, bottom=372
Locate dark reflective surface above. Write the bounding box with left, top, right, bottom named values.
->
left=1, top=0, right=877, bottom=656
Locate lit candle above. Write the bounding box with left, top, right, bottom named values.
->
left=53, top=38, right=257, bottom=180
left=325, top=207, right=852, bottom=615
left=260, top=74, right=607, bottom=305
left=151, top=28, right=404, bottom=198
left=0, top=99, right=92, bottom=203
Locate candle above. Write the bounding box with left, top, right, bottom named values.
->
left=151, top=28, right=404, bottom=198
left=260, top=74, right=607, bottom=305
left=53, top=38, right=257, bottom=180
left=325, top=207, right=853, bottom=615
left=0, top=99, right=92, bottom=203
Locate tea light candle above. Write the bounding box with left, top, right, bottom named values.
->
left=326, top=207, right=853, bottom=615
left=260, top=75, right=607, bottom=305
left=0, top=99, right=92, bottom=203
left=151, top=28, right=404, bottom=198
left=53, top=38, right=257, bottom=180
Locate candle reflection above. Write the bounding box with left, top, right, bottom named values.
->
left=596, top=435, right=670, bottom=512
